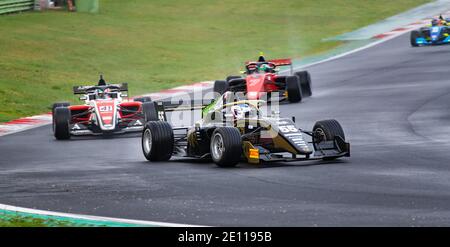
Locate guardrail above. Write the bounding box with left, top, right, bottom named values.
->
left=0, top=0, right=34, bottom=15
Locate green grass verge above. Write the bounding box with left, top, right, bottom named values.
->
left=0, top=213, right=95, bottom=227
left=0, top=0, right=430, bottom=122
left=0, top=210, right=148, bottom=227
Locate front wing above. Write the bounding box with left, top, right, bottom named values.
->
left=415, top=37, right=450, bottom=46
left=248, top=136, right=350, bottom=163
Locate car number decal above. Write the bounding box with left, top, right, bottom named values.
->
left=279, top=125, right=298, bottom=133
left=99, top=105, right=113, bottom=112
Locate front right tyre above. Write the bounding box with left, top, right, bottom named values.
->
left=213, top=80, right=228, bottom=95
left=53, top=107, right=71, bottom=140
left=52, top=102, right=70, bottom=132
left=210, top=127, right=242, bottom=167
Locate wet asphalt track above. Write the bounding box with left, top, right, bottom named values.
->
left=2, top=33, right=450, bottom=226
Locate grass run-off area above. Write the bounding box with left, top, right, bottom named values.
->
left=0, top=0, right=430, bottom=122
left=0, top=213, right=89, bottom=227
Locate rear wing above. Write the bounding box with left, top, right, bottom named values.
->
left=267, top=58, right=292, bottom=66
left=245, top=58, right=292, bottom=66
left=73, top=83, right=128, bottom=94
left=245, top=58, right=293, bottom=74
left=155, top=99, right=215, bottom=111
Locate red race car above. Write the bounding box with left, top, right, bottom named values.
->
left=52, top=78, right=157, bottom=140
left=214, top=55, right=312, bottom=103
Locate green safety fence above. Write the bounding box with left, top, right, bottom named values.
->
left=0, top=0, right=34, bottom=15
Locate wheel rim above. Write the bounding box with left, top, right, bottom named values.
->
left=211, top=133, right=225, bottom=160
left=314, top=128, right=326, bottom=143
left=143, top=129, right=153, bottom=154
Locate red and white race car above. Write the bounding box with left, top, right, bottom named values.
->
left=52, top=82, right=156, bottom=140
left=214, top=55, right=312, bottom=103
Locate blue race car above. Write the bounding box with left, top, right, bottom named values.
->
left=410, top=18, right=450, bottom=47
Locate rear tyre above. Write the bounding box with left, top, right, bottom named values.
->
left=295, top=71, right=312, bottom=97
left=313, top=119, right=345, bottom=160
left=142, top=121, right=174, bottom=161
left=410, top=30, right=420, bottom=47
left=134, top=96, right=152, bottom=103
left=210, top=127, right=242, bottom=167
left=142, top=102, right=160, bottom=122
left=53, top=107, right=71, bottom=140
left=213, top=80, right=228, bottom=95
left=286, top=75, right=303, bottom=103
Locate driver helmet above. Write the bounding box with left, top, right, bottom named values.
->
left=258, top=63, right=272, bottom=73
left=431, top=19, right=439, bottom=26
left=95, top=88, right=105, bottom=99
left=104, top=88, right=112, bottom=98
left=231, top=104, right=252, bottom=119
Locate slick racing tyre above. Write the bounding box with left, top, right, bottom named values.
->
left=134, top=96, right=152, bottom=103
left=313, top=119, right=346, bottom=160
left=142, top=121, right=174, bottom=161
left=410, top=30, right=420, bottom=47
left=227, top=78, right=246, bottom=92
left=214, top=80, right=228, bottom=95
left=226, top=75, right=242, bottom=82
left=52, top=102, right=70, bottom=116
left=295, top=71, right=312, bottom=97
left=52, top=102, right=70, bottom=131
left=210, top=127, right=242, bottom=167
left=142, top=102, right=160, bottom=122
left=53, top=107, right=71, bottom=140
left=286, top=75, right=303, bottom=103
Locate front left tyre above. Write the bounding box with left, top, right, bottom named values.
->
left=53, top=107, right=71, bottom=140
left=142, top=121, right=174, bottom=161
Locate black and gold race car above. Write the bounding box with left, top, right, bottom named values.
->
left=141, top=92, right=350, bottom=167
